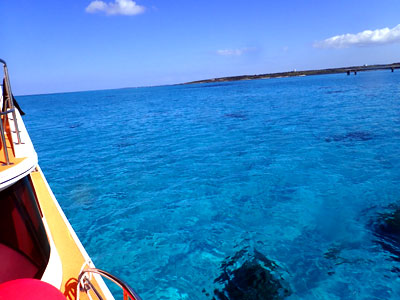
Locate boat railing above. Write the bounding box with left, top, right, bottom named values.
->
left=0, top=59, right=22, bottom=165
left=77, top=268, right=142, bottom=300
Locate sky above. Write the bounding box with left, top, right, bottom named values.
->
left=1, top=0, right=400, bottom=95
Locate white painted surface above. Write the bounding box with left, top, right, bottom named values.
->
left=41, top=215, right=64, bottom=289
left=0, top=109, right=38, bottom=191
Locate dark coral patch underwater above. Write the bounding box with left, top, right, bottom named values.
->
left=370, top=205, right=400, bottom=262
left=68, top=122, right=82, bottom=129
left=325, top=131, right=373, bottom=143
left=207, top=249, right=291, bottom=300
left=224, top=113, right=248, bottom=120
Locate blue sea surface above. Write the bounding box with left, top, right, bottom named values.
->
left=19, top=70, right=400, bottom=299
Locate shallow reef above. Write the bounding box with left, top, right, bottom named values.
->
left=325, top=90, right=345, bottom=94
left=207, top=249, right=291, bottom=300
left=224, top=113, right=248, bottom=120
left=371, top=205, right=400, bottom=261
left=68, top=122, right=82, bottom=129
left=325, top=131, right=373, bottom=143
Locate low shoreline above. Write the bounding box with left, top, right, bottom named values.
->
left=183, top=62, right=400, bottom=85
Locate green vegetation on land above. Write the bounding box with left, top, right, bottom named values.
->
left=184, top=63, right=400, bottom=85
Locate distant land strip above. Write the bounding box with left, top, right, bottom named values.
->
left=183, top=63, right=400, bottom=85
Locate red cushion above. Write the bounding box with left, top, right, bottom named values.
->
left=0, top=244, right=38, bottom=284
left=0, top=279, right=66, bottom=300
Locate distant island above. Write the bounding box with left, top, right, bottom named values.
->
left=184, top=62, right=400, bottom=85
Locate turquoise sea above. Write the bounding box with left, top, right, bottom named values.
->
left=19, top=70, right=400, bottom=299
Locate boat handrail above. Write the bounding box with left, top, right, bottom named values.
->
left=0, top=107, right=15, bottom=116
left=77, top=267, right=142, bottom=300
left=0, top=59, right=22, bottom=165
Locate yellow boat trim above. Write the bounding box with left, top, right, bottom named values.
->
left=30, top=169, right=109, bottom=300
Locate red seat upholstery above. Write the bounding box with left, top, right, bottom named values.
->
left=0, top=243, right=38, bottom=284
left=0, top=278, right=66, bottom=299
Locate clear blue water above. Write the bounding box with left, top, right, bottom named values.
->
left=19, top=70, right=400, bottom=299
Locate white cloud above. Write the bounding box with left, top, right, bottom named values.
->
left=216, top=48, right=254, bottom=56
left=86, top=0, right=145, bottom=16
left=314, top=24, right=400, bottom=48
